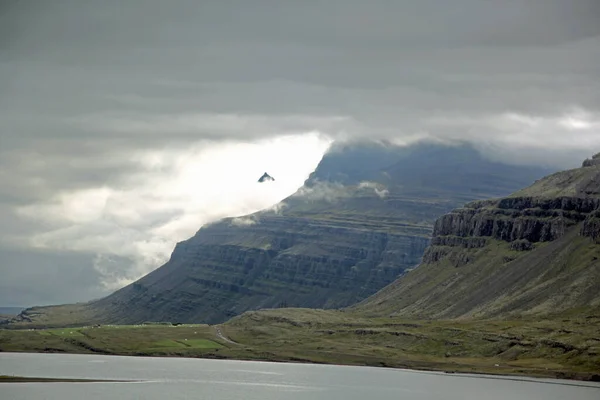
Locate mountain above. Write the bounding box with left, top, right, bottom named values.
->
left=0, top=307, right=23, bottom=324
left=258, top=172, right=275, bottom=183
left=0, top=307, right=24, bottom=315
left=9, top=142, right=552, bottom=327
left=357, top=155, right=600, bottom=318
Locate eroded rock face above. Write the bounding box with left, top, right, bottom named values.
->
left=509, top=239, right=534, bottom=251
left=581, top=211, right=600, bottom=243
left=432, top=197, right=600, bottom=242
left=92, top=214, right=431, bottom=324
left=425, top=195, right=600, bottom=267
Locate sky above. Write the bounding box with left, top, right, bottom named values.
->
left=1, top=0, right=599, bottom=307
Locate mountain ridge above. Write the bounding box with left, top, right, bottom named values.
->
left=7, top=141, right=553, bottom=327
left=357, top=160, right=600, bottom=319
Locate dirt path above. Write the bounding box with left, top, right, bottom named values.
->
left=215, top=326, right=238, bottom=345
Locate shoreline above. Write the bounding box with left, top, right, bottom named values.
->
left=0, top=375, right=134, bottom=383
left=2, top=316, right=599, bottom=385
left=2, top=351, right=600, bottom=386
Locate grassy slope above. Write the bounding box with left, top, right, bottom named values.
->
left=0, top=324, right=223, bottom=357
left=220, top=309, right=600, bottom=381
left=510, top=165, right=600, bottom=198
left=356, top=228, right=600, bottom=319
left=2, top=310, right=599, bottom=382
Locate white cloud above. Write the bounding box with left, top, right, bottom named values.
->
left=265, top=201, right=288, bottom=215
left=230, top=216, right=259, bottom=227
left=358, top=181, right=389, bottom=198
left=13, top=133, right=331, bottom=289
left=293, top=181, right=351, bottom=203
left=423, top=108, right=600, bottom=150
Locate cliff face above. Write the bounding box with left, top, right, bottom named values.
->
left=11, top=142, right=551, bottom=326
left=89, top=214, right=430, bottom=324
left=358, top=161, right=600, bottom=319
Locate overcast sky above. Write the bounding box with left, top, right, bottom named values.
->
left=1, top=0, right=599, bottom=307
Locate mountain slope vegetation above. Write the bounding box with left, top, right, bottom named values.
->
left=357, top=156, right=600, bottom=318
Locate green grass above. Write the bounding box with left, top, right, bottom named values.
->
left=1, top=310, right=599, bottom=382
left=220, top=308, right=600, bottom=382
left=181, top=339, right=222, bottom=348
left=146, top=338, right=221, bottom=351
left=0, top=324, right=227, bottom=357
left=38, top=328, right=85, bottom=337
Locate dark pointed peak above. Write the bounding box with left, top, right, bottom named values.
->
left=582, top=153, right=600, bottom=167
left=258, top=172, right=275, bottom=183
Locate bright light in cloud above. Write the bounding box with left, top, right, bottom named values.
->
left=16, top=132, right=331, bottom=289
left=558, top=109, right=597, bottom=131
left=420, top=107, right=600, bottom=164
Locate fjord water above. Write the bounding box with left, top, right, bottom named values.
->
left=1, top=353, right=599, bottom=400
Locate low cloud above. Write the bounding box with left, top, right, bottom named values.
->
left=10, top=134, right=331, bottom=290
left=230, top=216, right=259, bottom=227
left=358, top=181, right=389, bottom=199
left=265, top=202, right=288, bottom=215
left=293, top=181, right=351, bottom=203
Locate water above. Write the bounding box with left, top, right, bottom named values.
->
left=1, top=353, right=599, bottom=399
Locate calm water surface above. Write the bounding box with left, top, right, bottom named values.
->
left=1, top=353, right=599, bottom=399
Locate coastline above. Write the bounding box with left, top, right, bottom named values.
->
left=0, top=374, right=133, bottom=383
left=2, top=316, right=599, bottom=384
left=2, top=349, right=599, bottom=384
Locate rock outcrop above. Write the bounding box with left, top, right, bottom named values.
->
left=258, top=172, right=275, bottom=182
left=582, top=152, right=600, bottom=167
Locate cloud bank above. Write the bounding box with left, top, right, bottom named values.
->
left=1, top=0, right=599, bottom=305
left=10, top=134, right=330, bottom=291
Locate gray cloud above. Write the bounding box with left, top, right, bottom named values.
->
left=1, top=0, right=599, bottom=306
left=0, top=245, right=106, bottom=307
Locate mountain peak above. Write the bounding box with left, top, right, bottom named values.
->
left=258, top=172, right=275, bottom=183
left=510, top=153, right=600, bottom=198
left=582, top=153, right=600, bottom=167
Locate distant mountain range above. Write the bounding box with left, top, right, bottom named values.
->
left=7, top=141, right=553, bottom=327
left=0, top=307, right=24, bottom=315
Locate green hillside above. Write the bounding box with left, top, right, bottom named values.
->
left=357, top=161, right=600, bottom=319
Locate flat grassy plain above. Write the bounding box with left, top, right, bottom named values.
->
left=221, top=309, right=600, bottom=381
left=0, top=324, right=223, bottom=357
left=1, top=309, right=599, bottom=382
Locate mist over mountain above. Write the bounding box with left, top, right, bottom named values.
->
left=11, top=142, right=553, bottom=326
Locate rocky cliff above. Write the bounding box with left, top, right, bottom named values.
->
left=10, top=142, right=551, bottom=327
left=358, top=158, right=600, bottom=318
